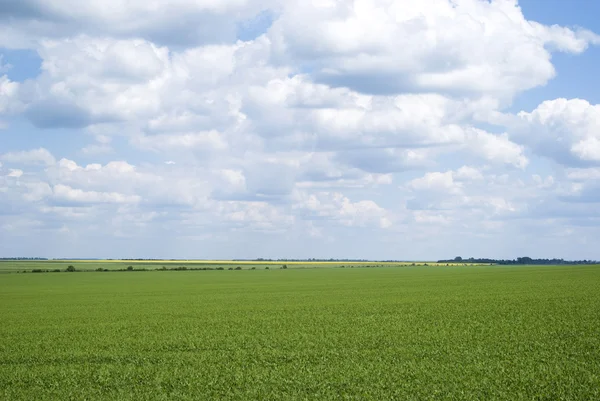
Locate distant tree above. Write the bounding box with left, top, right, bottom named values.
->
left=265, top=266, right=269, bottom=270
left=127, top=266, right=134, bottom=271
left=235, top=266, right=242, bottom=270
left=517, top=257, right=533, bottom=265
left=282, top=264, right=288, bottom=269
left=454, top=256, right=463, bottom=262
left=66, top=265, right=76, bottom=272
left=251, top=267, right=256, bottom=270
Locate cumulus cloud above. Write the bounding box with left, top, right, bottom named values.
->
left=133, top=131, right=228, bottom=153
left=1, top=148, right=56, bottom=166
left=408, top=171, right=462, bottom=194
left=1, top=0, right=600, bottom=258
left=7, top=169, right=23, bottom=178
left=269, top=0, right=599, bottom=100
left=52, top=184, right=141, bottom=205
left=0, top=0, right=271, bottom=47
left=465, top=129, right=529, bottom=168
left=513, top=98, right=600, bottom=166
left=293, top=191, right=392, bottom=229
left=0, top=75, right=20, bottom=114
left=405, top=166, right=531, bottom=225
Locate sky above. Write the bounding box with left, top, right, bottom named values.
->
left=1, top=0, right=600, bottom=260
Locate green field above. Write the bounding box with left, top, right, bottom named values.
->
left=0, top=260, right=477, bottom=273
left=1, top=265, right=599, bottom=400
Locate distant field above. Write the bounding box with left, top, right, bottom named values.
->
left=0, top=259, right=485, bottom=273
left=1, top=265, right=598, bottom=400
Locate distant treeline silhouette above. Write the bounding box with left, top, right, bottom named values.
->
left=438, top=256, right=598, bottom=265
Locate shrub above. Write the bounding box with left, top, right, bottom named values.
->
left=66, top=265, right=76, bottom=272
left=127, top=266, right=134, bottom=271
left=96, top=267, right=104, bottom=272
left=228, top=267, right=233, bottom=270
left=265, top=266, right=269, bottom=270
left=235, top=266, right=242, bottom=270
left=282, top=264, right=288, bottom=269
left=251, top=267, right=256, bottom=270
left=216, top=267, right=224, bottom=271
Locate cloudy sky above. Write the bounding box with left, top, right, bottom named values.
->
left=1, top=0, right=600, bottom=260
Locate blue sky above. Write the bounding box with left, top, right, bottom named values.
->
left=1, top=0, right=600, bottom=260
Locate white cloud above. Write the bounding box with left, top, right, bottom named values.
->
left=454, top=166, right=484, bottom=181
left=81, top=145, right=113, bottom=155
left=409, top=171, right=461, bottom=194
left=133, top=130, right=228, bottom=152
left=1, top=148, right=56, bottom=166
left=465, top=129, right=529, bottom=168
left=406, top=167, right=526, bottom=223
left=571, top=137, right=600, bottom=162
left=269, top=0, right=598, bottom=100
left=7, top=169, right=23, bottom=178
left=567, top=168, right=600, bottom=182
left=52, top=184, right=141, bottom=205
left=1, top=1, right=600, bottom=258
left=0, top=75, right=20, bottom=114
left=0, top=0, right=269, bottom=48
left=293, top=191, right=393, bottom=229
left=513, top=98, right=600, bottom=166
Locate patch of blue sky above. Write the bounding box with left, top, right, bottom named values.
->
left=0, top=48, right=41, bottom=82
left=509, top=0, right=600, bottom=112
left=236, top=9, right=275, bottom=42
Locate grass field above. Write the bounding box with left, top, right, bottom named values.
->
left=0, top=260, right=483, bottom=273
left=1, top=265, right=599, bottom=400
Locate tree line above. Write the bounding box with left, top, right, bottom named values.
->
left=438, top=256, right=598, bottom=265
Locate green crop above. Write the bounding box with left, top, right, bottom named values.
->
left=1, top=265, right=599, bottom=400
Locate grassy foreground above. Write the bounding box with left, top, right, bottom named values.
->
left=0, top=265, right=599, bottom=400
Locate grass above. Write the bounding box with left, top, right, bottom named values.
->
left=0, top=260, right=485, bottom=273
left=0, top=265, right=598, bottom=400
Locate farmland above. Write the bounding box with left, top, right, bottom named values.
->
left=0, top=259, right=479, bottom=273
left=1, top=265, right=599, bottom=400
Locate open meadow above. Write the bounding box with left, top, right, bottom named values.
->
left=1, top=265, right=599, bottom=400
left=0, top=260, right=477, bottom=273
